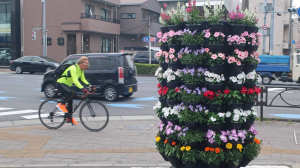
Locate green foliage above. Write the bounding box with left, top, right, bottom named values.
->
left=242, top=142, right=262, bottom=160
left=180, top=52, right=204, bottom=65
left=182, top=32, right=204, bottom=45
left=135, top=63, right=159, bottom=75
left=223, top=90, right=243, bottom=105
left=155, top=136, right=165, bottom=153
left=199, top=149, right=225, bottom=166
left=205, top=52, right=225, bottom=67
left=180, top=88, right=205, bottom=103
left=179, top=130, right=205, bottom=144
left=181, top=70, right=205, bottom=84
left=206, top=112, right=225, bottom=125
left=167, top=88, right=181, bottom=101
left=167, top=35, right=182, bottom=45
left=224, top=148, right=243, bottom=166
left=181, top=148, right=200, bottom=163
left=179, top=108, right=204, bottom=123
left=164, top=143, right=182, bottom=159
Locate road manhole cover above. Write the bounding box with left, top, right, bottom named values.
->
left=124, top=124, right=152, bottom=130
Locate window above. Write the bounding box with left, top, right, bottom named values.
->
left=85, top=4, right=94, bottom=18
left=107, top=57, right=116, bottom=70
left=142, top=13, right=145, bottom=19
left=32, top=57, right=42, bottom=62
left=101, top=38, right=111, bottom=53
left=259, top=3, right=272, bottom=12
left=57, top=37, right=64, bottom=46
left=88, top=57, right=106, bottom=70
left=258, top=28, right=270, bottom=36
left=101, top=8, right=111, bottom=21
left=121, top=13, right=135, bottom=19
left=124, top=55, right=134, bottom=69
left=297, top=55, right=300, bottom=64
left=47, top=38, right=52, bottom=45
left=23, top=57, right=32, bottom=61
left=63, top=58, right=78, bottom=65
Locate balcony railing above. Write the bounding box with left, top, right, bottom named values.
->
left=80, top=13, right=120, bottom=24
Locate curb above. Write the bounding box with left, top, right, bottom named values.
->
left=259, top=118, right=300, bottom=123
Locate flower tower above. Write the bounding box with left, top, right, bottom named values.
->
left=155, top=1, right=262, bottom=168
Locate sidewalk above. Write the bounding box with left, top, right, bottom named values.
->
left=0, top=66, right=11, bottom=73
left=0, top=117, right=300, bottom=167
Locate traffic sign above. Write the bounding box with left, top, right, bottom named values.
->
left=262, top=25, right=268, bottom=30
left=292, top=40, right=296, bottom=44
left=143, top=37, right=150, bottom=42
left=297, top=8, right=300, bottom=17
left=263, top=30, right=268, bottom=35
left=297, top=45, right=300, bottom=49
left=149, top=37, right=157, bottom=42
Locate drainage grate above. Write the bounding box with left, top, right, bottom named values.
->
left=124, top=124, right=152, bottom=130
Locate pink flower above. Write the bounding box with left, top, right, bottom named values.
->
left=162, top=37, right=167, bottom=43
left=205, top=48, right=210, bottom=52
left=165, top=59, right=169, bottom=63
left=204, top=32, right=211, bottom=38
left=243, top=31, right=249, bottom=36
left=164, top=3, right=167, bottom=8
left=169, top=48, right=175, bottom=54
left=222, top=55, right=226, bottom=60
left=229, top=42, right=232, bottom=45
left=234, top=49, right=240, bottom=54
left=173, top=57, right=178, bottom=62
left=169, top=54, right=175, bottom=59
left=251, top=54, right=254, bottom=58
left=221, top=33, right=225, bottom=37
left=248, top=42, right=250, bottom=45
left=228, top=56, right=236, bottom=64
left=157, top=32, right=163, bottom=38
left=214, top=32, right=220, bottom=37
left=211, top=54, right=218, bottom=60
left=244, top=51, right=249, bottom=57
left=236, top=60, right=241, bottom=66
left=238, top=53, right=244, bottom=60
left=156, top=52, right=161, bottom=57
left=168, top=30, right=175, bottom=37
left=257, top=58, right=261, bottom=63
left=178, top=54, right=182, bottom=58
left=236, top=4, right=240, bottom=11
left=218, top=53, right=224, bottom=58
left=164, top=52, right=169, bottom=58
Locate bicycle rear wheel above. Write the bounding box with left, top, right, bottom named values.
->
left=39, top=99, right=65, bottom=129
left=79, top=101, right=109, bottom=132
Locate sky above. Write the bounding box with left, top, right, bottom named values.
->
left=294, top=0, right=300, bottom=8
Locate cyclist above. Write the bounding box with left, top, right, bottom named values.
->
left=56, top=56, right=91, bottom=125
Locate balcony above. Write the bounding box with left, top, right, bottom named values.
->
left=80, top=13, right=120, bottom=24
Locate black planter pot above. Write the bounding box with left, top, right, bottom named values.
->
left=244, top=45, right=258, bottom=54
left=185, top=161, right=197, bottom=168
left=185, top=44, right=202, bottom=50
left=239, top=156, right=252, bottom=167
left=201, top=20, right=209, bottom=30
left=228, top=83, right=244, bottom=90
left=168, top=44, right=182, bottom=53
left=167, top=99, right=180, bottom=108
left=185, top=63, right=200, bottom=69
left=230, top=140, right=242, bottom=148
left=209, top=23, right=224, bottom=34
left=160, top=45, right=168, bottom=52
left=168, top=62, right=183, bottom=71
left=196, top=140, right=207, bottom=151
left=207, top=123, right=221, bottom=132
left=167, top=81, right=182, bottom=89
left=160, top=62, right=168, bottom=71
left=167, top=137, right=180, bottom=145
left=243, top=64, right=257, bottom=74
left=159, top=132, right=166, bottom=141
left=207, top=103, right=223, bottom=112
left=244, top=26, right=259, bottom=34
left=159, top=116, right=168, bottom=125
left=185, top=141, right=197, bottom=148
left=228, top=161, right=240, bottom=168
left=207, top=84, right=224, bottom=92
left=230, top=24, right=246, bottom=35
left=168, top=119, right=181, bottom=126
left=159, top=152, right=169, bottom=161
left=228, top=103, right=243, bottom=111
left=185, top=121, right=199, bottom=130
left=208, top=163, right=219, bottom=168
left=230, top=44, right=245, bottom=53
left=244, top=137, right=254, bottom=144
left=167, top=155, right=182, bottom=168
left=160, top=26, right=169, bottom=34
left=227, top=122, right=243, bottom=130
left=207, top=141, right=220, bottom=148
left=228, top=64, right=244, bottom=76
left=183, top=101, right=198, bottom=107
left=242, top=119, right=255, bottom=130
left=209, top=44, right=224, bottom=53
left=169, top=25, right=184, bottom=32
left=244, top=82, right=256, bottom=89
left=242, top=101, right=255, bottom=110
left=186, top=24, right=202, bottom=32
left=158, top=97, right=168, bottom=107
left=185, top=83, right=200, bottom=90
left=208, top=64, right=223, bottom=74
left=160, top=79, right=167, bottom=87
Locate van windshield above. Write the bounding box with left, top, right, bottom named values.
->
left=123, top=55, right=134, bottom=69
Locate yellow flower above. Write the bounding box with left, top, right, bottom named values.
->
left=156, top=137, right=161, bottom=142
left=180, top=146, right=186, bottom=151
left=186, top=146, right=191, bottom=151
left=236, top=144, right=243, bottom=152
left=226, top=143, right=232, bottom=149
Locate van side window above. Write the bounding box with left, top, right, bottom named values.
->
left=88, top=58, right=106, bottom=70
left=106, top=58, right=116, bottom=70
left=297, top=55, right=300, bottom=64
left=63, top=58, right=78, bottom=65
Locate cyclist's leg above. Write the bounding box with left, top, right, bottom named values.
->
left=56, top=83, right=75, bottom=113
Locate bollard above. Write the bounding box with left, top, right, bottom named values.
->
left=260, top=86, right=264, bottom=121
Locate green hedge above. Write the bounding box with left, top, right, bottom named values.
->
left=135, top=63, right=159, bottom=75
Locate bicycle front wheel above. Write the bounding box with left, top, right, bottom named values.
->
left=39, top=99, right=65, bottom=129
left=79, top=101, right=109, bottom=132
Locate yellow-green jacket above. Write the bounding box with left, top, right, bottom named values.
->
left=57, top=64, right=89, bottom=89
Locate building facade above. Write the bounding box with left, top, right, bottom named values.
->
left=21, top=0, right=121, bottom=62
left=118, top=0, right=161, bottom=51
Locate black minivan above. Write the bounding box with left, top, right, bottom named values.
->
left=41, top=53, right=137, bottom=101
left=133, top=51, right=159, bottom=64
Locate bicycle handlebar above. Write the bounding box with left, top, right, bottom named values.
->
left=81, top=87, right=99, bottom=98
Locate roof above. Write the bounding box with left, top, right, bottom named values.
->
left=120, top=0, right=148, bottom=5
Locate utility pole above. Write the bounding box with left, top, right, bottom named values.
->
left=242, top=0, right=249, bottom=11
left=148, top=13, right=151, bottom=64
left=270, top=0, right=275, bottom=55
left=288, top=0, right=293, bottom=58
left=262, top=0, right=267, bottom=55
left=42, top=0, right=46, bottom=57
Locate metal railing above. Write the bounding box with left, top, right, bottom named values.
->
left=80, top=13, right=120, bottom=24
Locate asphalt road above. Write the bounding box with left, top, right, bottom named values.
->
left=0, top=71, right=300, bottom=122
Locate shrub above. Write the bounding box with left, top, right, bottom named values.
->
left=135, top=63, right=159, bottom=75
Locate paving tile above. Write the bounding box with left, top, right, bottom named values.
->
left=75, top=149, right=94, bottom=153
left=0, top=150, right=10, bottom=154
left=1, top=153, right=24, bottom=158
left=55, top=149, right=76, bottom=153
left=272, top=148, right=292, bottom=154
left=93, top=149, right=112, bottom=153
left=22, top=153, right=45, bottom=158
left=112, top=149, right=131, bottom=153
left=130, top=148, right=149, bottom=153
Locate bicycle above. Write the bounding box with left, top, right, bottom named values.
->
left=38, top=86, right=109, bottom=132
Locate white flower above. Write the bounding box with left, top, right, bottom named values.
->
left=257, top=76, right=262, bottom=82
left=233, top=109, right=240, bottom=115
left=252, top=111, right=258, bottom=117
left=163, top=73, right=168, bottom=78
left=216, top=77, right=221, bottom=83
left=205, top=110, right=209, bottom=114
left=170, top=108, right=178, bottom=115
left=237, top=79, right=243, bottom=84
left=226, top=112, right=231, bottom=117
left=244, top=110, right=251, bottom=116
left=171, top=75, right=176, bottom=80
left=205, top=77, right=209, bottom=81
left=237, top=73, right=244, bottom=79
left=208, top=72, right=214, bottom=77
left=221, top=74, right=225, bottom=81
left=233, top=114, right=240, bottom=122
left=204, top=71, right=209, bottom=76
left=231, top=77, right=237, bottom=83
left=242, top=117, right=247, bottom=122
left=210, top=117, right=217, bottom=122
left=158, top=73, right=162, bottom=78
left=209, top=78, right=214, bottom=82
left=162, top=107, right=170, bottom=117
left=218, top=113, right=225, bottom=118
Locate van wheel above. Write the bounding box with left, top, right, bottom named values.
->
left=262, top=76, right=272, bottom=85
left=123, top=93, right=133, bottom=97
left=104, top=86, right=118, bottom=102
left=44, top=83, right=58, bottom=98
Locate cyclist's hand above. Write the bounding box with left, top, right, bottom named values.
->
left=90, top=85, right=96, bottom=91
left=82, top=88, right=89, bottom=94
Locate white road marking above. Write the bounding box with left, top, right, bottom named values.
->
left=0, top=110, right=38, bottom=116
left=268, top=88, right=293, bottom=93
left=22, top=112, right=65, bottom=119
left=0, top=107, right=13, bottom=111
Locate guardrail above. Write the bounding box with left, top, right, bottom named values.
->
left=80, top=13, right=120, bottom=24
